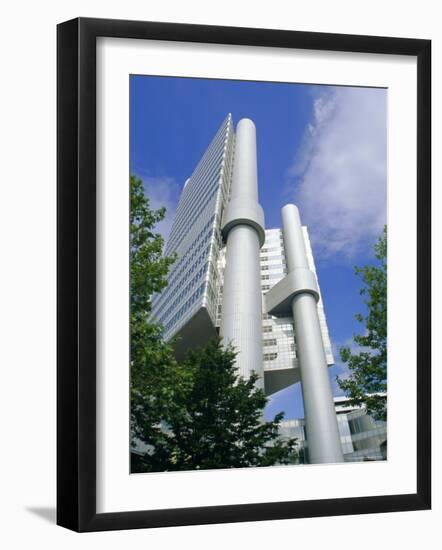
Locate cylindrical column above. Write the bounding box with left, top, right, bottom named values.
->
left=221, top=119, right=265, bottom=388
left=282, top=204, right=343, bottom=464
left=222, top=224, right=263, bottom=386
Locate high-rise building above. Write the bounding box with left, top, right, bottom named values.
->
left=151, top=114, right=344, bottom=463
left=151, top=114, right=234, bottom=358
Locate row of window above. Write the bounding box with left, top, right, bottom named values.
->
left=263, top=346, right=296, bottom=361
left=167, top=181, right=220, bottom=253
left=156, top=261, right=208, bottom=325
left=166, top=125, right=231, bottom=250
left=263, top=339, right=277, bottom=347
left=260, top=245, right=283, bottom=254
left=261, top=272, right=285, bottom=281
left=172, top=127, right=232, bottom=229
left=260, top=265, right=285, bottom=272
left=167, top=165, right=225, bottom=253
left=165, top=215, right=215, bottom=281
left=180, top=120, right=230, bottom=188
left=152, top=239, right=212, bottom=318
left=174, top=147, right=225, bottom=216
left=153, top=220, right=215, bottom=315
left=163, top=282, right=206, bottom=334
left=260, top=255, right=286, bottom=263
left=263, top=338, right=296, bottom=349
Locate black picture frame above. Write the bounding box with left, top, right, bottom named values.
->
left=57, top=17, right=431, bottom=532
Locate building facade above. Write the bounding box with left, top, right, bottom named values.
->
left=215, top=227, right=333, bottom=396
left=151, top=114, right=234, bottom=358
left=279, top=396, right=387, bottom=463
left=151, top=115, right=351, bottom=464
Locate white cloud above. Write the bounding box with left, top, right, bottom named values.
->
left=139, top=175, right=180, bottom=243
left=290, top=87, right=387, bottom=260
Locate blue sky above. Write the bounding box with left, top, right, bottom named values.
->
left=130, top=75, right=387, bottom=420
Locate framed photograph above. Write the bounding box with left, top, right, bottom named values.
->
left=57, top=17, right=431, bottom=532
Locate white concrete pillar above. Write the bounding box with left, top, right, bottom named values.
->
left=220, top=119, right=265, bottom=387
left=282, top=204, right=343, bottom=464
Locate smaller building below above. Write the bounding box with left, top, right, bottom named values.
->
left=279, top=395, right=387, bottom=464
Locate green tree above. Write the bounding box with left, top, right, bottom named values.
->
left=337, top=226, right=387, bottom=421
left=130, top=175, right=297, bottom=472
left=158, top=339, right=297, bottom=471
left=130, top=175, right=186, bottom=472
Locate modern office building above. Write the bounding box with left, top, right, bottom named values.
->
left=151, top=114, right=234, bottom=358
left=279, top=396, right=387, bottom=463
left=151, top=115, right=345, bottom=463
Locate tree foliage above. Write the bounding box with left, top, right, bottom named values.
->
left=337, top=227, right=387, bottom=421
left=130, top=175, right=186, bottom=471
left=130, top=175, right=297, bottom=472
left=134, top=340, right=297, bottom=472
